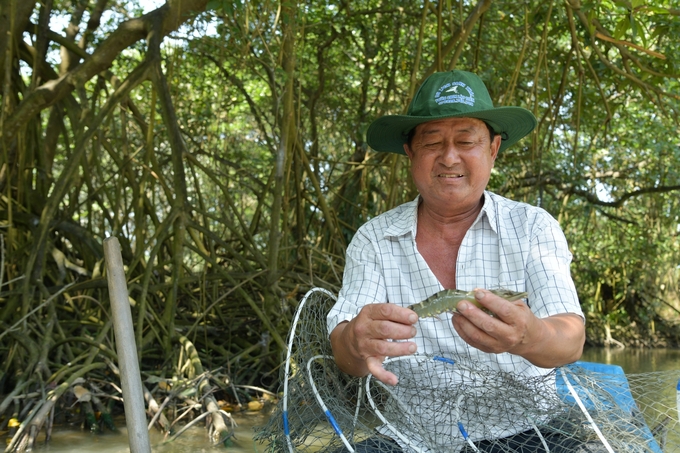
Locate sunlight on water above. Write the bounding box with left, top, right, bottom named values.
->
left=35, top=412, right=270, bottom=453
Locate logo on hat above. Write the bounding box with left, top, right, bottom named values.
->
left=434, top=82, right=474, bottom=107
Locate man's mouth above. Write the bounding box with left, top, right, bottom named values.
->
left=438, top=173, right=464, bottom=178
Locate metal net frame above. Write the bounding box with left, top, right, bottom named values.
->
left=256, top=288, right=680, bottom=452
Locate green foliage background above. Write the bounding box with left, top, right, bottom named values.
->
left=0, top=0, right=679, bottom=401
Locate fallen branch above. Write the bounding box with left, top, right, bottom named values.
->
left=179, top=336, right=234, bottom=445
left=5, top=362, right=106, bottom=453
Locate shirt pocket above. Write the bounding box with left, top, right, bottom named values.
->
left=496, top=279, right=526, bottom=294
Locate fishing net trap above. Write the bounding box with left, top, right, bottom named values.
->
left=256, top=288, right=680, bottom=452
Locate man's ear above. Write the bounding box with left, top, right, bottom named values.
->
left=490, top=135, right=501, bottom=161
left=403, top=143, right=414, bottom=159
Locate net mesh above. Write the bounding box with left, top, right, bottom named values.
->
left=256, top=288, right=680, bottom=452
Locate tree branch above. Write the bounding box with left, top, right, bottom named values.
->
left=564, top=184, right=680, bottom=208
left=1, top=0, right=209, bottom=144
left=422, top=0, right=492, bottom=79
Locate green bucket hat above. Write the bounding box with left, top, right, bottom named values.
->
left=366, top=70, right=537, bottom=154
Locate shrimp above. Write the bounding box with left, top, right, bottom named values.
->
left=407, top=289, right=528, bottom=318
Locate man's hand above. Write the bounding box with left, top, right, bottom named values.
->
left=451, top=289, right=584, bottom=368
left=330, top=303, right=418, bottom=386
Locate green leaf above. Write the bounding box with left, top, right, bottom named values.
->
left=644, top=6, right=669, bottom=14
left=650, top=24, right=666, bottom=39
left=637, top=19, right=649, bottom=47
left=206, top=0, right=221, bottom=11
left=178, top=387, right=197, bottom=398
left=587, top=10, right=598, bottom=36
left=613, top=17, right=630, bottom=40
left=145, top=375, right=166, bottom=384
left=629, top=13, right=638, bottom=39
left=581, top=1, right=595, bottom=13
left=611, top=0, right=630, bottom=8
left=223, top=0, right=234, bottom=15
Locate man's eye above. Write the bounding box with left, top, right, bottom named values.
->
left=424, top=142, right=441, bottom=147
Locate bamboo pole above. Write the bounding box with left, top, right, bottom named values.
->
left=103, top=237, right=151, bottom=453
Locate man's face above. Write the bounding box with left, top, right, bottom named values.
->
left=403, top=117, right=501, bottom=211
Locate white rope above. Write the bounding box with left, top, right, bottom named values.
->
left=282, top=287, right=336, bottom=453
left=529, top=419, right=550, bottom=452
left=366, top=355, right=480, bottom=453
left=306, top=355, right=355, bottom=452
left=453, top=394, right=480, bottom=452
left=366, top=369, right=429, bottom=453
left=558, top=368, right=615, bottom=453
left=353, top=377, right=364, bottom=430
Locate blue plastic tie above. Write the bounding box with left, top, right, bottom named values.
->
left=434, top=356, right=455, bottom=365
left=325, top=410, right=343, bottom=436
left=458, top=421, right=469, bottom=440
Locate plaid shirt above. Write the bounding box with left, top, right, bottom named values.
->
left=327, top=191, right=583, bottom=378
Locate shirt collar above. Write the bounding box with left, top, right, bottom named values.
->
left=383, top=196, right=420, bottom=238
left=383, top=192, right=498, bottom=239
left=478, top=191, right=498, bottom=233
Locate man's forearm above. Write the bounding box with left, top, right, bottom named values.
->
left=513, top=314, right=585, bottom=368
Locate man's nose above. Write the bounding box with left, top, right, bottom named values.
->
left=439, top=141, right=462, bottom=165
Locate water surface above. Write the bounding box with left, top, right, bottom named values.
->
left=35, top=348, right=680, bottom=452
left=37, top=412, right=269, bottom=452
left=581, top=347, right=680, bottom=373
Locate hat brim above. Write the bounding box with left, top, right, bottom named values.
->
left=366, top=107, right=537, bottom=155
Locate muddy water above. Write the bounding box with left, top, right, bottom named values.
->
left=35, top=411, right=270, bottom=452
left=32, top=348, right=680, bottom=452
left=581, top=347, right=680, bottom=373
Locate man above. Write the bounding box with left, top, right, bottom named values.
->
left=327, top=70, right=586, bottom=452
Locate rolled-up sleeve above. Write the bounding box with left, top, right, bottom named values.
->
left=327, top=229, right=387, bottom=334
left=526, top=215, right=583, bottom=321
